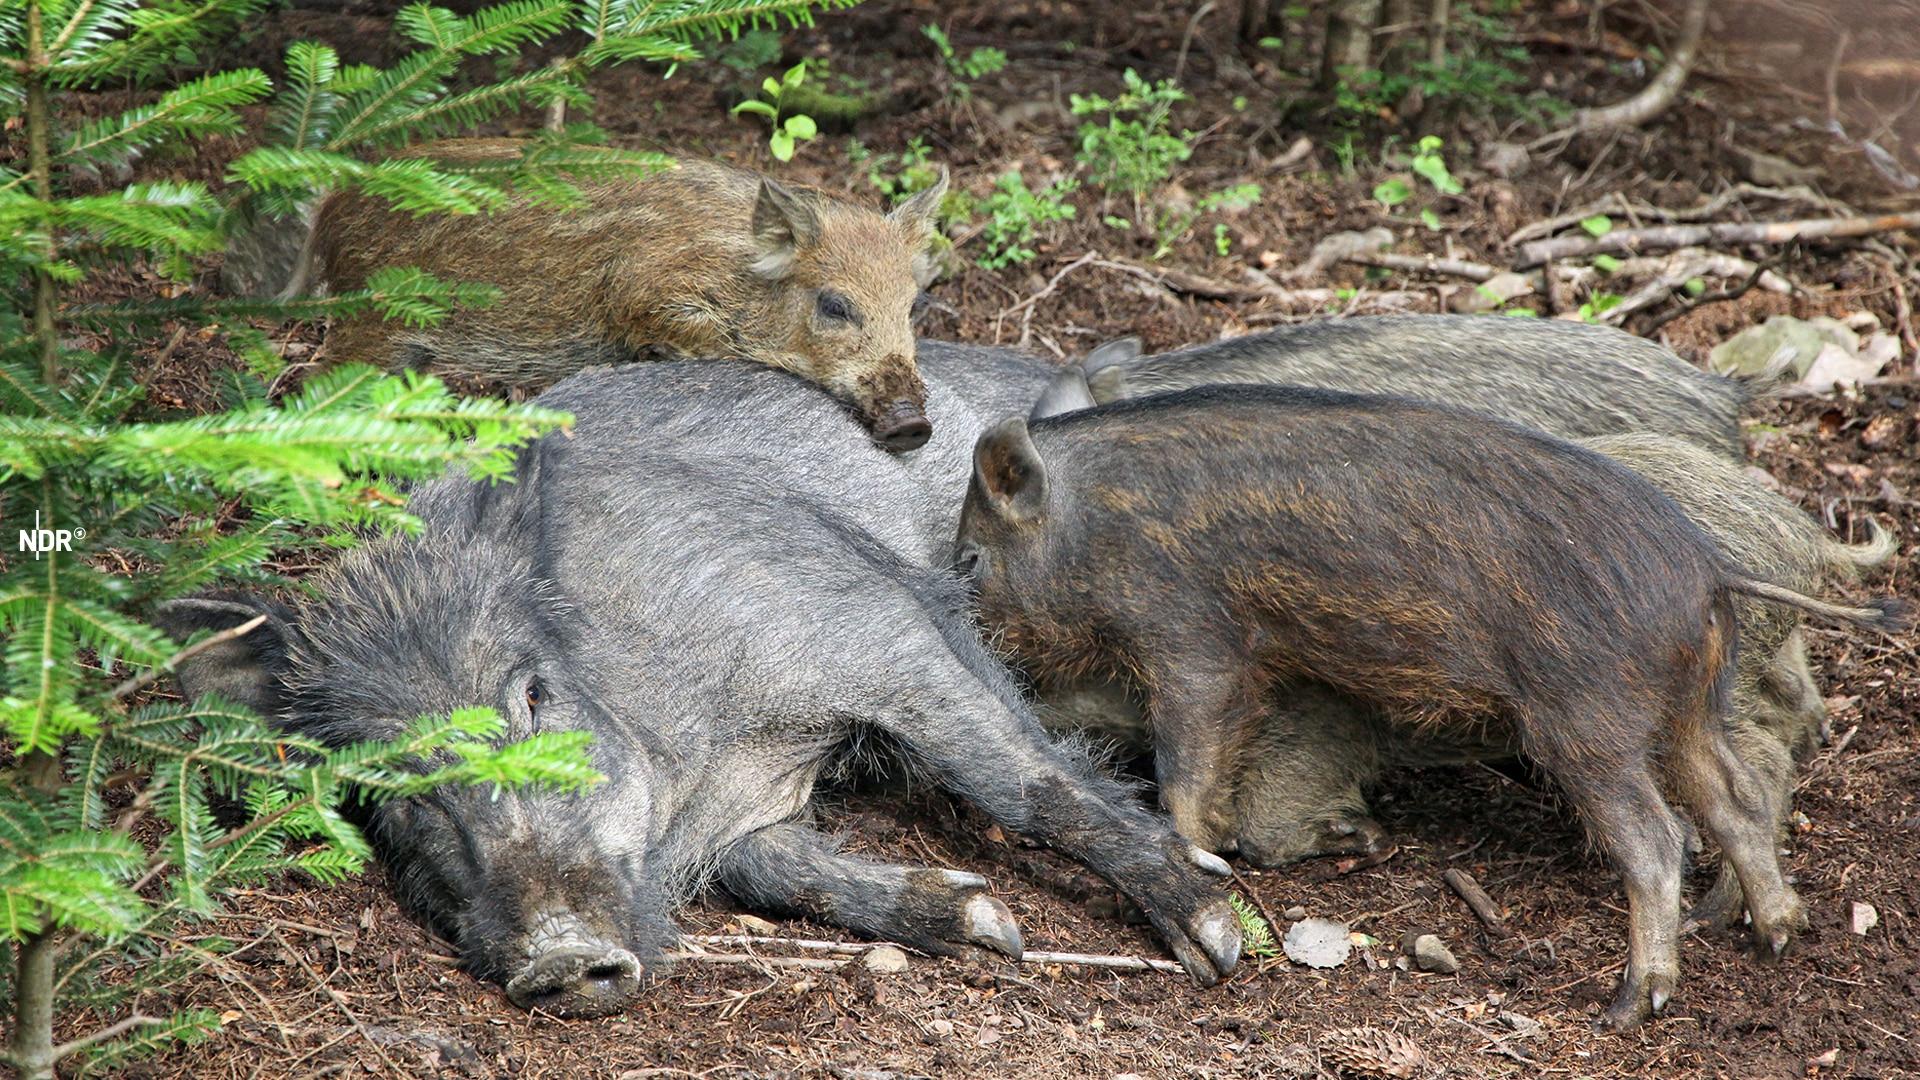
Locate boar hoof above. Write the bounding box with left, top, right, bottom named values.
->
left=1189, top=847, right=1233, bottom=877
left=1682, top=871, right=1746, bottom=934
left=962, top=894, right=1025, bottom=959
left=1189, top=903, right=1244, bottom=982
left=504, top=944, right=641, bottom=1018
left=1597, top=967, right=1675, bottom=1032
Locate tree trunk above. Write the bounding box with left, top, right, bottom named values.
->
left=1319, top=0, right=1384, bottom=89
left=25, top=0, right=57, bottom=384
left=1237, top=0, right=1284, bottom=44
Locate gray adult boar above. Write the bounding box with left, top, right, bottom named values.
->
left=158, top=343, right=1238, bottom=1019
left=1075, top=315, right=1751, bottom=458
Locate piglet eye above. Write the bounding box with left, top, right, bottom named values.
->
left=525, top=680, right=543, bottom=712
left=816, top=290, right=856, bottom=324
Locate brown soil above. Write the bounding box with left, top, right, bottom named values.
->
left=57, top=1, right=1920, bottom=1077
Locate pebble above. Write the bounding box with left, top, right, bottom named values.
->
left=862, top=945, right=910, bottom=974
left=1851, top=902, right=1879, bottom=936
left=1401, top=931, right=1460, bottom=975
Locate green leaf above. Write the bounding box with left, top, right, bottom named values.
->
left=1372, top=177, right=1411, bottom=207
left=1580, top=214, right=1613, bottom=238
left=782, top=113, right=817, bottom=140
left=1684, top=277, right=1707, bottom=296
left=731, top=99, right=777, bottom=118
left=770, top=129, right=795, bottom=161
left=1420, top=208, right=1442, bottom=231
left=1593, top=253, right=1622, bottom=273
left=761, top=75, right=782, bottom=96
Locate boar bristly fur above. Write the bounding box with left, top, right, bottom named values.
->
left=312, top=139, right=947, bottom=450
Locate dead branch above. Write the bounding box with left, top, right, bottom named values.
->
left=1287, top=227, right=1394, bottom=282
left=1504, top=184, right=1854, bottom=248
left=1594, top=250, right=1794, bottom=325
left=1022, top=950, right=1182, bottom=973
left=1639, top=256, right=1780, bottom=333
left=1345, top=251, right=1500, bottom=282
left=1532, top=0, right=1711, bottom=144
left=1442, top=869, right=1512, bottom=939
left=686, top=935, right=878, bottom=955
left=668, top=952, right=848, bottom=971
left=1515, top=212, right=1920, bottom=268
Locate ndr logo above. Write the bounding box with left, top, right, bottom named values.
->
left=16, top=511, right=85, bottom=560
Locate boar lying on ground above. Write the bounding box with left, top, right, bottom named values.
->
left=159, top=344, right=1238, bottom=1021
left=1073, top=315, right=1753, bottom=458
left=953, top=386, right=1906, bottom=1029
left=307, top=139, right=948, bottom=450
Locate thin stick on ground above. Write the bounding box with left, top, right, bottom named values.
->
left=1531, top=0, right=1711, bottom=146
left=1442, top=868, right=1512, bottom=940
left=674, top=938, right=1185, bottom=975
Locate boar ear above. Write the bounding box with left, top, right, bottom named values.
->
left=1030, top=365, right=1097, bottom=420
left=888, top=167, right=949, bottom=238
left=972, top=416, right=1049, bottom=523
left=151, top=595, right=301, bottom=717
left=1084, top=363, right=1130, bottom=405
left=751, top=178, right=822, bottom=279
left=1082, top=336, right=1142, bottom=374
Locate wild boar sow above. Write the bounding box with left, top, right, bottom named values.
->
left=1077, top=315, right=1751, bottom=458
left=312, top=139, right=947, bottom=450
left=953, top=386, right=1906, bottom=1030
left=158, top=345, right=1238, bottom=1021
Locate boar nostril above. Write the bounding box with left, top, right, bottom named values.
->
left=505, top=943, right=641, bottom=1018
left=874, top=406, right=932, bottom=452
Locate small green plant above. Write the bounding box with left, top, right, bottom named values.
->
left=859, top=134, right=944, bottom=204
left=1579, top=291, right=1626, bottom=323
left=923, top=22, right=1006, bottom=97
left=1229, top=894, right=1279, bottom=960
left=1070, top=69, right=1193, bottom=203
left=1410, top=135, right=1462, bottom=195
left=1213, top=222, right=1233, bottom=255
left=977, top=171, right=1077, bottom=269
left=1151, top=182, right=1261, bottom=260
left=1581, top=214, right=1614, bottom=238
left=731, top=60, right=820, bottom=161
left=1373, top=177, right=1412, bottom=208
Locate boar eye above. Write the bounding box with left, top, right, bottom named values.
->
left=524, top=679, right=543, bottom=721
left=816, top=290, right=858, bottom=325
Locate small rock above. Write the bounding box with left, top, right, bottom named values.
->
left=1479, top=141, right=1531, bottom=179
left=1401, top=932, right=1459, bottom=974
left=928, top=1018, right=954, bottom=1037
left=1851, top=902, right=1879, bottom=936
left=736, top=914, right=779, bottom=935
left=862, top=946, right=910, bottom=974
left=1282, top=918, right=1352, bottom=968
left=1450, top=270, right=1534, bottom=313
left=1282, top=905, right=1307, bottom=921
left=1499, top=1012, right=1543, bottom=1036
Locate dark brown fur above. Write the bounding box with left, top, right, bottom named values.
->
left=954, top=386, right=1902, bottom=1029
left=310, top=139, right=947, bottom=449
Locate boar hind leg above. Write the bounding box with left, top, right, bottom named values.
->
left=1666, top=712, right=1805, bottom=959
left=1142, top=659, right=1269, bottom=855
left=1233, top=692, right=1390, bottom=868
left=1530, top=731, right=1687, bottom=1032
left=717, top=822, right=1023, bottom=959
left=1685, top=706, right=1795, bottom=934
left=879, top=625, right=1241, bottom=984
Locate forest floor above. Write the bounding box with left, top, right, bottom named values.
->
left=68, top=0, right=1920, bottom=1077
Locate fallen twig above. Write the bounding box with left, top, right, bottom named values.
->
left=1516, top=212, right=1920, bottom=268
left=686, top=934, right=884, bottom=955
left=1345, top=251, right=1500, bottom=283
left=1442, top=868, right=1512, bottom=939
left=992, top=251, right=1101, bottom=346
left=674, top=939, right=1185, bottom=974
left=1639, top=256, right=1780, bottom=333
left=1023, top=950, right=1183, bottom=973
left=1530, top=0, right=1709, bottom=145
left=1505, top=184, right=1855, bottom=247
left=668, top=952, right=848, bottom=971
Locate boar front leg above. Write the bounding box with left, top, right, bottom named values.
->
left=716, top=822, right=1023, bottom=959
left=877, top=629, right=1242, bottom=985
left=1140, top=656, right=1269, bottom=855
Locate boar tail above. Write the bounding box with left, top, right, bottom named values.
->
left=1828, top=517, right=1898, bottom=575
left=1728, top=576, right=1912, bottom=633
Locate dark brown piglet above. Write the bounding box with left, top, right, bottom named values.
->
left=952, top=385, right=1906, bottom=1031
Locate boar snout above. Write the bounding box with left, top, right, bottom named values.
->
left=873, top=400, right=932, bottom=452
left=504, top=930, right=642, bottom=1018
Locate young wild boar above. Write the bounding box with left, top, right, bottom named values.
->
left=1224, top=433, right=1899, bottom=876
left=310, top=139, right=948, bottom=451
left=953, top=386, right=1906, bottom=1030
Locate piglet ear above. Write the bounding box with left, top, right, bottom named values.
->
left=887, top=166, right=949, bottom=238
left=972, top=416, right=1049, bottom=523
left=1030, top=365, right=1096, bottom=420
left=751, top=178, right=822, bottom=279
left=1082, top=336, right=1142, bottom=374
